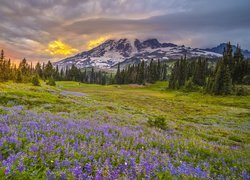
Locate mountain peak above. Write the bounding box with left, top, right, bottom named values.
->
left=55, top=38, right=225, bottom=69
left=141, top=39, right=161, bottom=49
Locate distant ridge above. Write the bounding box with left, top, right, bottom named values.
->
left=204, top=43, right=250, bottom=58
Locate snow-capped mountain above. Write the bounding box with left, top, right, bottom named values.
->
left=204, top=43, right=250, bottom=58
left=54, top=38, right=222, bottom=69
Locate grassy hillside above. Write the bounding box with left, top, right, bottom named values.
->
left=0, top=81, right=249, bottom=179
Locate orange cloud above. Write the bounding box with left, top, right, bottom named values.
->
left=87, top=35, right=111, bottom=50
left=46, top=40, right=78, bottom=56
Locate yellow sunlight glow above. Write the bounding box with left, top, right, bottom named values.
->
left=87, top=35, right=111, bottom=50
left=46, top=40, right=78, bottom=56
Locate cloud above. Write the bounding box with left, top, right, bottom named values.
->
left=0, top=0, right=250, bottom=62
left=45, top=40, right=79, bottom=56
left=87, top=35, right=112, bottom=50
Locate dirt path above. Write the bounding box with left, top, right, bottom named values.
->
left=60, top=90, right=87, bottom=97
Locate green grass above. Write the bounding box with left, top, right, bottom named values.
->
left=56, top=81, right=250, bottom=152
left=0, top=81, right=250, bottom=178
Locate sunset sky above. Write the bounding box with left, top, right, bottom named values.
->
left=1, top=0, right=250, bottom=63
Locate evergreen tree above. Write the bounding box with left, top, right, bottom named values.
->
left=32, top=75, right=41, bottom=86
left=16, top=70, right=23, bottom=83
left=212, top=63, right=223, bottom=94
left=35, top=62, right=43, bottom=78
left=115, top=63, right=122, bottom=84
left=101, top=73, right=107, bottom=85
left=90, top=67, right=95, bottom=84
left=223, top=42, right=233, bottom=72
left=19, top=58, right=30, bottom=76
left=162, top=63, right=167, bottom=81
left=0, top=49, right=4, bottom=80
left=47, top=77, right=56, bottom=86
left=54, top=65, right=60, bottom=80
left=222, top=66, right=232, bottom=95
left=44, top=61, right=54, bottom=79
left=138, top=60, right=145, bottom=84
left=156, top=60, right=161, bottom=80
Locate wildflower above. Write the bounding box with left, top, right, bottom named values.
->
left=60, top=172, right=66, bottom=180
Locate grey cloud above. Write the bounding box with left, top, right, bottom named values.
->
left=64, top=0, right=250, bottom=48
left=0, top=0, right=250, bottom=62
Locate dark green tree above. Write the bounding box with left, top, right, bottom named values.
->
left=138, top=60, right=145, bottom=84
left=35, top=62, right=43, bottom=78
left=115, top=63, right=122, bottom=84
left=44, top=61, right=54, bottom=79
left=32, top=75, right=41, bottom=86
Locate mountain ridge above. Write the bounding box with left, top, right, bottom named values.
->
left=204, top=43, right=250, bottom=58
left=54, top=39, right=249, bottom=69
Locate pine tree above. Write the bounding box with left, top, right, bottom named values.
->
left=60, top=68, right=64, bottom=80
left=168, top=61, right=178, bottom=89
left=232, top=45, right=245, bottom=84
left=156, top=60, right=161, bottom=80
left=210, top=61, right=233, bottom=95
left=0, top=50, right=5, bottom=81
left=16, top=70, right=22, bottom=83
left=162, top=63, right=167, bottom=81
left=192, top=58, right=207, bottom=86
left=178, top=57, right=187, bottom=87
left=115, top=63, right=121, bottom=84
left=138, top=60, right=145, bottom=84
left=35, top=62, right=43, bottom=78
left=90, top=67, right=95, bottom=84
left=54, top=65, right=60, bottom=80
left=222, top=66, right=232, bottom=95
left=211, top=61, right=224, bottom=95
left=47, top=76, right=56, bottom=86
left=32, top=75, right=41, bottom=86
left=101, top=73, right=107, bottom=85
left=44, top=61, right=54, bottom=79
left=19, top=58, right=29, bottom=75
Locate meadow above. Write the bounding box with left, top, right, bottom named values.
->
left=0, top=81, right=249, bottom=179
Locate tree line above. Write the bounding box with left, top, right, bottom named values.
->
left=0, top=50, right=168, bottom=86
left=169, top=42, right=250, bottom=95
left=0, top=50, right=112, bottom=85
left=1, top=41, right=249, bottom=96
left=115, top=60, right=168, bottom=84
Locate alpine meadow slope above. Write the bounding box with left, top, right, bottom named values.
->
left=0, top=81, right=249, bottom=179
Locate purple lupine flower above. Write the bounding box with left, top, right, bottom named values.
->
left=4, top=165, right=11, bottom=175
left=95, top=170, right=102, bottom=180
left=72, top=165, right=83, bottom=178
left=54, top=160, right=60, bottom=170
left=30, top=145, right=39, bottom=152
left=242, top=170, right=250, bottom=180
left=167, top=161, right=178, bottom=176
left=46, top=170, right=56, bottom=180
left=0, top=106, right=248, bottom=179
left=60, top=172, right=66, bottom=180
left=62, top=159, right=71, bottom=167
left=17, top=160, right=25, bottom=172
left=85, top=163, right=92, bottom=174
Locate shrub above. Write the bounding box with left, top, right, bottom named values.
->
left=31, top=75, right=40, bottom=86
left=243, top=75, right=250, bottom=85
left=46, top=77, right=56, bottom=86
left=183, top=79, right=199, bottom=92
left=148, top=116, right=167, bottom=130
left=235, top=86, right=249, bottom=96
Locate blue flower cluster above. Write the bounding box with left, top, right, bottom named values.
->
left=0, top=106, right=249, bottom=179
